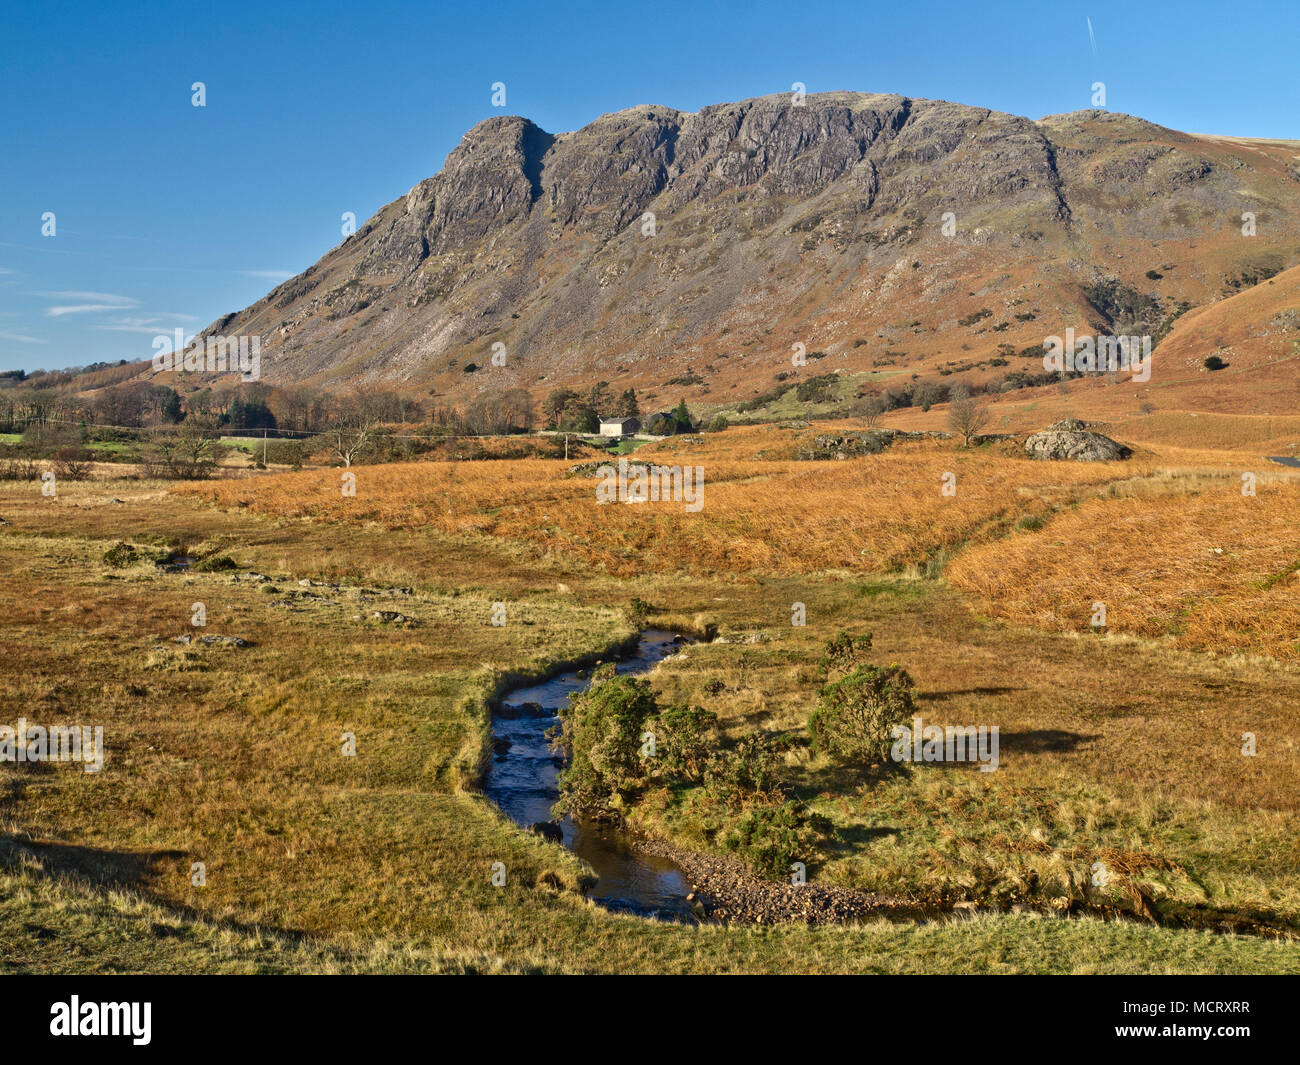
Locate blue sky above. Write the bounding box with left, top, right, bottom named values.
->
left=2, top=0, right=1297, bottom=373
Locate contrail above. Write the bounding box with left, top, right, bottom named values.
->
left=1087, top=16, right=1098, bottom=57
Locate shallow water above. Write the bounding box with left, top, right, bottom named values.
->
left=485, top=630, right=694, bottom=919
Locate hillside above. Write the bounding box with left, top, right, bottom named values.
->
left=167, top=92, right=1300, bottom=413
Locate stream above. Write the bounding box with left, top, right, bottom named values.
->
left=485, top=630, right=695, bottom=920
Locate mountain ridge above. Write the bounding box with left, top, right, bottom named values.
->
left=172, top=90, right=1300, bottom=412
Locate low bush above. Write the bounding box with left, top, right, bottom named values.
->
left=102, top=541, right=139, bottom=568
left=648, top=704, right=716, bottom=782
left=703, top=735, right=785, bottom=807
left=809, top=663, right=917, bottom=766
left=194, top=554, right=238, bottom=573
left=718, top=800, right=831, bottom=878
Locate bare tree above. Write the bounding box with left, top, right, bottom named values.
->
left=151, top=417, right=218, bottom=478
left=327, top=408, right=378, bottom=467
left=913, top=381, right=943, bottom=412
left=946, top=387, right=989, bottom=446
left=858, top=394, right=888, bottom=427
left=174, top=418, right=217, bottom=466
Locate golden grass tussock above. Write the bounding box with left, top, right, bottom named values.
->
left=176, top=435, right=1135, bottom=578
left=947, top=480, right=1300, bottom=657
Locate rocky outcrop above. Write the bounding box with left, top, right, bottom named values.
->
left=797, top=427, right=948, bottom=460
left=797, top=430, right=893, bottom=460
left=1024, top=420, right=1132, bottom=461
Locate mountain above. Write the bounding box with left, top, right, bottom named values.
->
left=184, top=91, right=1300, bottom=410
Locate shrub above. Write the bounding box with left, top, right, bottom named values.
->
left=809, top=664, right=917, bottom=766
left=623, top=597, right=653, bottom=626
left=818, top=630, right=873, bottom=678
left=52, top=447, right=94, bottom=480
left=794, top=374, right=838, bottom=404
left=1204, top=355, right=1226, bottom=371
left=264, top=441, right=305, bottom=468
left=703, top=735, right=784, bottom=807
left=194, top=554, right=238, bottom=573
left=553, top=670, right=658, bottom=818
left=648, top=703, right=716, bottom=782
left=720, top=800, right=830, bottom=878
left=958, top=308, right=993, bottom=327
left=706, top=414, right=730, bottom=433
left=0, top=457, right=40, bottom=481
left=102, top=541, right=139, bottom=568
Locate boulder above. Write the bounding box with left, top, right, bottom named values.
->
left=1024, top=421, right=1132, bottom=461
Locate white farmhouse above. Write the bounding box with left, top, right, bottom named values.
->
left=598, top=416, right=640, bottom=438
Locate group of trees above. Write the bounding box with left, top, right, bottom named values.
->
left=0, top=370, right=434, bottom=437
left=3, top=362, right=702, bottom=462
left=428, top=387, right=535, bottom=436
left=646, top=399, right=694, bottom=436
left=542, top=382, right=640, bottom=432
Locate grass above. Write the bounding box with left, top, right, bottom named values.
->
left=947, top=476, right=1300, bottom=657
left=176, top=429, right=1138, bottom=578
left=2, top=432, right=1299, bottom=972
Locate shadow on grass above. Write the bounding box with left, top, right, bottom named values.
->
left=0, top=833, right=314, bottom=944
left=920, top=686, right=1022, bottom=700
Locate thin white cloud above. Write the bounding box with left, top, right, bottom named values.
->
left=39, top=293, right=140, bottom=318
left=240, top=269, right=294, bottom=281
left=39, top=290, right=136, bottom=302
left=39, top=291, right=140, bottom=317
left=48, top=303, right=136, bottom=317
left=0, top=331, right=47, bottom=344
left=97, top=313, right=199, bottom=335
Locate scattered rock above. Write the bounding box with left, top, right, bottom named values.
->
left=798, top=430, right=893, bottom=461
left=638, top=837, right=921, bottom=926
left=566, top=459, right=652, bottom=478
left=371, top=610, right=414, bottom=624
